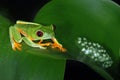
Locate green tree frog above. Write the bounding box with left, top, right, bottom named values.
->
left=9, top=20, right=66, bottom=52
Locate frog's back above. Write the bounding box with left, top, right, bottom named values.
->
left=15, top=20, right=40, bottom=28
left=14, top=20, right=42, bottom=34
left=16, top=20, right=40, bottom=25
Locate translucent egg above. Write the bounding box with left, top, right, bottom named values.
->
left=76, top=37, right=113, bottom=68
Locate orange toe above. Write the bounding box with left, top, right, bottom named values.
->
left=52, top=43, right=66, bottom=52
left=13, top=42, right=21, bottom=51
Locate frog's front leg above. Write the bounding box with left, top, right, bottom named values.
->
left=38, top=40, right=52, bottom=47
left=51, top=38, right=67, bottom=52
left=22, top=37, right=46, bottom=49
left=9, top=26, right=22, bottom=50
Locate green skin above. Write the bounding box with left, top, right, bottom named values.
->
left=9, top=20, right=66, bottom=51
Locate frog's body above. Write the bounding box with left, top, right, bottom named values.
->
left=9, top=20, right=66, bottom=52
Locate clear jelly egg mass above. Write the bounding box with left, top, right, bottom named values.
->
left=76, top=37, right=113, bottom=68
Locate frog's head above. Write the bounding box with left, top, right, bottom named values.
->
left=32, top=24, right=55, bottom=40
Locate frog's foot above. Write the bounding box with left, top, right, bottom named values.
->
left=12, top=42, right=21, bottom=51
left=51, top=38, right=67, bottom=52
left=51, top=42, right=66, bottom=52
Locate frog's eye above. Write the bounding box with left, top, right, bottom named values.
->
left=36, top=31, right=43, bottom=37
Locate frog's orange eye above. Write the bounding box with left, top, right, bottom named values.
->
left=36, top=31, right=43, bottom=37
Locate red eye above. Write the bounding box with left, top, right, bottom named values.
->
left=36, top=31, right=43, bottom=37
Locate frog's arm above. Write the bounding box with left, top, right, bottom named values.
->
left=37, top=38, right=67, bottom=52
left=38, top=40, right=51, bottom=47
left=22, top=37, right=46, bottom=49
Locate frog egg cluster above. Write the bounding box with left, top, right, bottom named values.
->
left=77, top=37, right=113, bottom=68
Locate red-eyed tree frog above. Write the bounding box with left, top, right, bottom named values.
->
left=9, top=20, right=66, bottom=52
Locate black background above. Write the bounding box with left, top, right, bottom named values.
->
left=0, top=0, right=119, bottom=21
left=0, top=0, right=119, bottom=80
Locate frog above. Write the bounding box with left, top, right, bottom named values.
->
left=9, top=20, right=66, bottom=52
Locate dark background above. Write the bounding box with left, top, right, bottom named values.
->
left=0, top=0, right=119, bottom=80
left=0, top=0, right=120, bottom=21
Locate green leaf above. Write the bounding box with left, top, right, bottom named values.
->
left=0, top=15, right=66, bottom=80
left=34, top=0, right=120, bottom=79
